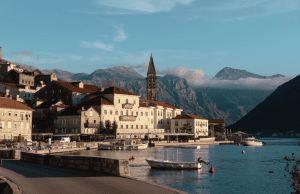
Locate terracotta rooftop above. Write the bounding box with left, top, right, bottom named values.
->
left=77, top=96, right=114, bottom=106
left=208, top=119, right=225, bottom=124
left=0, top=82, right=37, bottom=90
left=0, top=97, right=33, bottom=111
left=91, top=86, right=140, bottom=96
left=0, top=92, right=4, bottom=97
left=139, top=102, right=149, bottom=108
left=173, top=114, right=207, bottom=120
left=140, top=99, right=180, bottom=109
left=54, top=80, right=99, bottom=94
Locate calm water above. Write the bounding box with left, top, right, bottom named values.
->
left=60, top=138, right=299, bottom=194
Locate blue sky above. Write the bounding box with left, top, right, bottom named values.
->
left=1, top=0, right=299, bottom=86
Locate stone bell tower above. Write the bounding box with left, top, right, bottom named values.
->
left=146, top=54, right=157, bottom=101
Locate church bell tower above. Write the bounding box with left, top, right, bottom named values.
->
left=146, top=54, right=157, bottom=101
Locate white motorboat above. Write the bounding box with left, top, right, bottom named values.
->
left=98, top=139, right=148, bottom=150
left=146, top=157, right=209, bottom=169
left=242, top=137, right=264, bottom=146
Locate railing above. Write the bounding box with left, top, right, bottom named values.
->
left=122, top=103, right=134, bottom=109
left=84, top=123, right=100, bottom=128
left=119, top=115, right=136, bottom=121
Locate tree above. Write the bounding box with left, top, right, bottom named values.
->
left=284, top=153, right=300, bottom=193
left=111, top=120, right=118, bottom=135
left=180, top=122, right=192, bottom=134
left=105, top=120, right=112, bottom=131
left=99, top=121, right=105, bottom=134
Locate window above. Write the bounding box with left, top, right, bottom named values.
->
left=115, top=111, right=118, bottom=115
left=94, top=120, right=96, bottom=123
left=136, top=125, right=138, bottom=129
left=22, top=80, right=24, bottom=83
left=121, top=125, right=123, bottom=129
left=14, top=122, right=17, bottom=131
left=131, top=125, right=133, bottom=129
left=121, top=111, right=123, bottom=116
left=110, top=110, right=112, bottom=115
left=126, top=110, right=128, bottom=115
left=21, top=114, right=24, bottom=120
left=24, top=94, right=26, bottom=97
left=90, top=110, right=93, bottom=117
left=0, top=121, right=5, bottom=129
left=175, top=121, right=178, bottom=126
left=104, top=110, right=107, bottom=115
left=131, top=111, right=133, bottom=115
left=62, top=119, right=66, bottom=124
left=126, top=125, right=128, bottom=129
left=73, top=119, right=77, bottom=124
left=25, top=81, right=27, bottom=84
left=167, top=119, right=170, bottom=124
left=151, top=111, right=153, bottom=116
left=26, top=114, right=29, bottom=120
left=73, top=128, right=77, bottom=133
left=8, top=112, right=11, bottom=116
left=136, top=112, right=138, bottom=116
left=141, top=125, right=143, bottom=129
left=28, top=94, right=30, bottom=97
left=134, top=100, right=136, bottom=104
left=146, top=112, right=148, bottom=116
left=151, top=119, right=153, bottom=124
left=14, top=113, right=18, bottom=118
left=118, top=99, right=120, bottom=103
left=8, top=121, right=11, bottom=128
left=126, top=99, right=128, bottom=103
left=175, top=128, right=179, bottom=133
left=146, top=125, right=148, bottom=129
left=141, top=112, right=143, bottom=116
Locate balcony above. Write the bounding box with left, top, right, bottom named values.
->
left=122, top=103, right=134, bottom=109
left=84, top=123, right=100, bottom=128
left=119, top=115, right=137, bottom=121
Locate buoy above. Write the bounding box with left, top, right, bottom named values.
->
left=269, top=171, right=274, bottom=173
left=242, top=150, right=245, bottom=154
left=209, top=166, right=215, bottom=173
left=237, top=143, right=240, bottom=146
left=132, top=155, right=135, bottom=160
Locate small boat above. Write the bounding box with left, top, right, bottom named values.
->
left=242, top=137, right=264, bottom=146
left=146, top=157, right=209, bottom=169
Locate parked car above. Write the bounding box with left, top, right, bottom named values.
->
left=56, top=137, right=70, bottom=143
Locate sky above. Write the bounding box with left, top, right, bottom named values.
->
left=0, top=0, right=299, bottom=87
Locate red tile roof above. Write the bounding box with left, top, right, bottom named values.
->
left=172, top=114, right=207, bottom=120
left=54, top=80, right=99, bottom=94
left=0, top=97, right=33, bottom=110
left=140, top=99, right=180, bottom=109
left=91, top=86, right=140, bottom=96
left=0, top=92, right=4, bottom=97
left=139, top=102, right=149, bottom=107
left=78, top=96, right=114, bottom=106
left=208, top=119, right=225, bottom=124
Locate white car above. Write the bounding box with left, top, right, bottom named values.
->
left=57, top=137, right=70, bottom=143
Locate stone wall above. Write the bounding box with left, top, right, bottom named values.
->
left=21, top=152, right=130, bottom=176
left=0, top=149, right=21, bottom=159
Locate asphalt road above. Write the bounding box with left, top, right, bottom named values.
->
left=0, top=160, right=187, bottom=194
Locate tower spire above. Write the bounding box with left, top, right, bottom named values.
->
left=146, top=54, right=157, bottom=101
left=147, top=53, right=156, bottom=75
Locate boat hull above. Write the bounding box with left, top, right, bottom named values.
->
left=146, top=159, right=201, bottom=169
left=243, top=141, right=263, bottom=146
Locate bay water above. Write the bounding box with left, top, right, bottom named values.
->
left=61, top=138, right=299, bottom=194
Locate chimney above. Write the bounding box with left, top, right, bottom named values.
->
left=5, top=89, right=9, bottom=96
left=78, top=82, right=84, bottom=88
left=82, top=107, right=84, bottom=111
left=100, top=88, right=104, bottom=92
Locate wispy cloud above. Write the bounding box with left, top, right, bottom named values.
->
left=70, top=55, right=82, bottom=61
left=200, top=76, right=296, bottom=90
left=6, top=50, right=34, bottom=55
left=113, top=26, right=127, bottom=42
left=89, top=56, right=101, bottom=62
left=97, top=0, right=194, bottom=13
left=81, top=40, right=114, bottom=51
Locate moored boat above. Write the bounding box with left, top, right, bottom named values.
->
left=146, top=157, right=209, bottom=169
left=242, top=137, right=264, bottom=146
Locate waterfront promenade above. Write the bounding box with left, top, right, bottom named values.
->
left=0, top=159, right=188, bottom=194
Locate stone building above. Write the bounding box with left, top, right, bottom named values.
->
left=0, top=82, right=42, bottom=101
left=146, top=54, right=157, bottom=101
left=208, top=119, right=225, bottom=137
left=34, top=80, right=99, bottom=106
left=0, top=97, right=33, bottom=141
left=170, top=114, right=209, bottom=140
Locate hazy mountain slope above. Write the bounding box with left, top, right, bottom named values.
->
left=213, top=67, right=285, bottom=80
left=41, top=69, right=74, bottom=81
left=228, top=74, right=300, bottom=134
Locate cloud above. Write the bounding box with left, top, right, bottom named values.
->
left=70, top=55, right=82, bottom=61
left=6, top=50, right=34, bottom=55
left=97, top=0, right=193, bottom=13
left=81, top=40, right=114, bottom=51
left=89, top=56, right=101, bottom=62
left=113, top=26, right=127, bottom=42
left=199, top=76, right=296, bottom=90
left=158, top=67, right=206, bottom=85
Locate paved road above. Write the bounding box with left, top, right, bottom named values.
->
left=0, top=160, right=187, bottom=194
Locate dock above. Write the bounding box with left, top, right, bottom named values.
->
left=164, top=145, right=200, bottom=149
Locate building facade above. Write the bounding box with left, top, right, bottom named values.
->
left=0, top=98, right=33, bottom=141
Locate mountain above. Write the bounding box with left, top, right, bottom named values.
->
left=41, top=69, right=74, bottom=81
left=213, top=67, right=285, bottom=80
left=228, top=74, right=300, bottom=135
left=12, top=62, right=38, bottom=72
